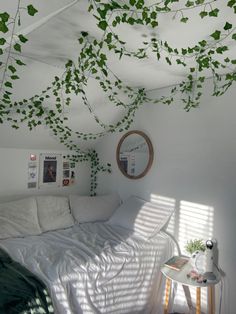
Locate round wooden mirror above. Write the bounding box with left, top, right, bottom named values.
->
left=116, top=130, right=154, bottom=179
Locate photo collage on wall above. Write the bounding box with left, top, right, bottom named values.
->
left=27, top=153, right=77, bottom=189
left=27, top=154, right=37, bottom=189
left=62, top=159, right=76, bottom=187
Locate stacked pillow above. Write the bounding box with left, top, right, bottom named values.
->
left=0, top=194, right=173, bottom=241
left=0, top=193, right=121, bottom=240
left=108, top=196, right=175, bottom=239
left=69, top=193, right=121, bottom=223
left=0, top=197, right=41, bottom=240
left=0, top=196, right=74, bottom=240
left=35, top=196, right=74, bottom=232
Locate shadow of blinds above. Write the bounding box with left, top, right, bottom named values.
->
left=173, top=200, right=214, bottom=313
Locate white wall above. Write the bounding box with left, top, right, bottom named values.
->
left=95, top=81, right=236, bottom=314
left=0, top=148, right=90, bottom=201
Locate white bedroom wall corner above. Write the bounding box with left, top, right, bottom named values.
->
left=94, top=80, right=236, bottom=314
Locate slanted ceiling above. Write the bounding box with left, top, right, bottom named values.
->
left=0, top=0, right=235, bottom=149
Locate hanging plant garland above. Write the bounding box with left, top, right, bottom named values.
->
left=0, top=0, right=236, bottom=194
left=86, top=0, right=236, bottom=109
left=0, top=1, right=38, bottom=110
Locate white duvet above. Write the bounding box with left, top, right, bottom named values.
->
left=0, top=223, right=173, bottom=314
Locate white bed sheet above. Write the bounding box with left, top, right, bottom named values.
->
left=0, top=223, right=174, bottom=314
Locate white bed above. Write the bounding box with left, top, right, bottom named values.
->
left=0, top=195, right=175, bottom=314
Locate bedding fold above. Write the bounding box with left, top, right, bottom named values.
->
left=0, top=248, right=54, bottom=314
left=0, top=223, right=173, bottom=314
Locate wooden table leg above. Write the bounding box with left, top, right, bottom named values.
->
left=164, top=278, right=171, bottom=314
left=196, top=287, right=201, bottom=314
left=182, top=284, right=194, bottom=311
left=208, top=285, right=215, bottom=314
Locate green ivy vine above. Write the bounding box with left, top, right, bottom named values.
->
left=0, top=0, right=236, bottom=194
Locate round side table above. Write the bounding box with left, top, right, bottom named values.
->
left=161, top=258, right=221, bottom=314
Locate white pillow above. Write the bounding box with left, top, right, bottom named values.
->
left=69, top=193, right=121, bottom=223
left=0, top=197, right=41, bottom=239
left=108, top=196, right=174, bottom=239
left=36, top=196, right=74, bottom=232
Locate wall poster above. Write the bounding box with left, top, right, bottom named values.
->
left=39, top=153, right=62, bottom=188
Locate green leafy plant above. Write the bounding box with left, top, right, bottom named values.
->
left=185, top=239, right=206, bottom=255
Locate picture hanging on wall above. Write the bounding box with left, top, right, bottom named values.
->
left=39, top=153, right=62, bottom=188
left=28, top=161, right=37, bottom=189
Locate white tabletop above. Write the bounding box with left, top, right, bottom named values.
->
left=161, top=259, right=221, bottom=288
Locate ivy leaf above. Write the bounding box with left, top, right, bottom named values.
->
left=97, top=8, right=106, bottom=19
left=199, top=40, right=207, bottom=47
left=105, top=32, right=112, bottom=44
left=232, top=33, right=236, bottom=40
left=150, top=11, right=157, bottom=19
left=10, top=75, right=19, bottom=80
left=210, top=30, right=221, bottom=40
left=81, top=31, right=88, bottom=37
left=102, top=68, right=108, bottom=76
left=5, top=81, right=13, bottom=88
left=27, top=5, right=38, bottom=16
left=180, top=17, right=188, bottom=23
left=209, top=8, right=219, bottom=17
left=127, top=17, right=135, bottom=25
left=0, top=21, right=8, bottom=33
left=8, top=65, right=16, bottom=73
left=185, top=1, right=194, bottom=7
left=15, top=59, right=26, bottom=66
left=18, top=34, right=28, bottom=43
left=166, top=57, right=172, bottom=65
left=224, top=22, right=233, bottom=30
left=0, top=37, right=6, bottom=45
left=227, top=0, right=236, bottom=7
left=88, top=4, right=93, bottom=12
left=0, top=48, right=3, bottom=55
left=14, top=43, right=21, bottom=52
left=199, top=11, right=208, bottom=18
left=0, top=12, right=10, bottom=22
left=216, top=46, right=228, bottom=54
left=151, top=21, right=158, bottom=27
left=98, top=20, right=108, bottom=31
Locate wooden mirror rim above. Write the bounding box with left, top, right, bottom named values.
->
left=116, top=130, right=154, bottom=179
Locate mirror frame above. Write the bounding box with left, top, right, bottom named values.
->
left=116, top=130, right=154, bottom=179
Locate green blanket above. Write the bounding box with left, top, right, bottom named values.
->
left=0, top=248, right=54, bottom=314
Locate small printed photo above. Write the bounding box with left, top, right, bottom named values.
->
left=63, top=170, right=70, bottom=178
left=63, top=179, right=70, bottom=186
left=28, top=182, right=37, bottom=189
left=43, top=161, right=57, bottom=183
left=63, top=161, right=70, bottom=169
left=39, top=153, right=62, bottom=188
left=28, top=162, right=37, bottom=180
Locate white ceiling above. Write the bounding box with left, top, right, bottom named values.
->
left=0, top=0, right=235, bottom=149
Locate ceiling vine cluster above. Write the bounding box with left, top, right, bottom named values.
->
left=0, top=0, right=236, bottom=194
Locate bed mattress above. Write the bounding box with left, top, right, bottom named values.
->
left=0, top=222, right=173, bottom=314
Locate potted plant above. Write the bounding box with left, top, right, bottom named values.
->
left=185, top=239, right=206, bottom=255
left=185, top=239, right=206, bottom=271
